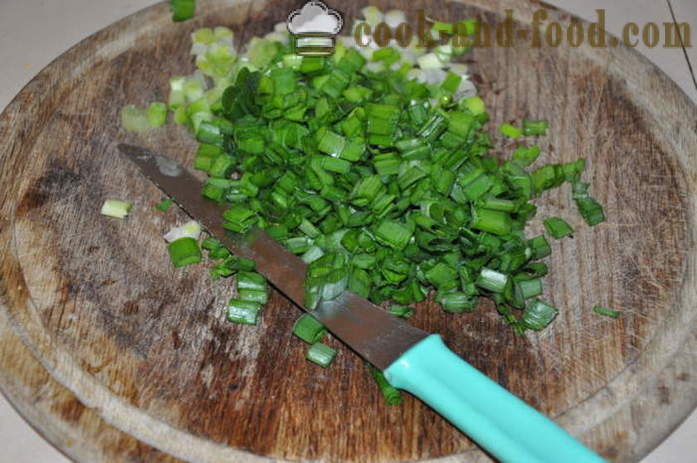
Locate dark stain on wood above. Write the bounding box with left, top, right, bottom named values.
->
left=658, top=384, right=672, bottom=405
left=55, top=397, right=87, bottom=425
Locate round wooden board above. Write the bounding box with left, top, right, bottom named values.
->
left=1, top=0, right=697, bottom=461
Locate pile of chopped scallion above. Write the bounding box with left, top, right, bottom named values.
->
left=119, top=7, right=608, bottom=404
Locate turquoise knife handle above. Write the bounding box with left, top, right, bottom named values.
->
left=384, top=335, right=606, bottom=463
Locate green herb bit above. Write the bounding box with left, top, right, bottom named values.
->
left=463, top=96, right=486, bottom=115
left=226, top=299, right=261, bottom=325
left=522, top=299, right=558, bottom=331
left=388, top=305, right=414, bottom=318
left=155, top=199, right=174, bottom=212
left=593, top=306, right=620, bottom=318
left=170, top=0, right=196, bottom=22
left=476, top=268, right=509, bottom=293
left=368, top=365, right=402, bottom=405
left=500, top=123, right=523, bottom=139
left=543, top=217, right=574, bottom=239
left=147, top=102, right=168, bottom=127
left=306, top=342, right=337, bottom=368
left=201, top=237, right=223, bottom=251
left=437, top=292, right=476, bottom=313
left=528, top=235, right=551, bottom=259
left=572, top=181, right=606, bottom=226
left=522, top=120, right=549, bottom=136
left=293, top=314, right=327, bottom=344
left=236, top=271, right=267, bottom=291
left=101, top=199, right=132, bottom=219
left=167, top=237, right=202, bottom=268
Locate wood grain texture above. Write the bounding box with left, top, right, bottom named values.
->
left=1, top=0, right=696, bottom=462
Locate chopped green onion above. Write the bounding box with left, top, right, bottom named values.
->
left=292, top=314, right=327, bottom=343
left=528, top=235, right=552, bottom=259
left=226, top=299, right=261, bottom=324
left=515, top=278, right=543, bottom=300
left=167, top=237, right=202, bottom=268
left=147, top=102, right=168, bottom=127
left=463, top=96, right=486, bottom=115
left=237, top=271, right=266, bottom=291
left=120, top=105, right=151, bottom=132
left=522, top=120, right=549, bottom=136
left=170, top=0, right=196, bottom=22
left=593, top=306, right=620, bottom=318
left=374, top=220, right=413, bottom=250
left=572, top=181, right=606, bottom=226
left=164, top=220, right=201, bottom=242
left=522, top=299, right=558, bottom=330
left=135, top=25, right=611, bottom=344
left=471, top=208, right=512, bottom=236
left=543, top=217, right=574, bottom=239
left=306, top=342, right=337, bottom=368
left=500, top=123, right=523, bottom=139
left=100, top=199, right=132, bottom=219
left=368, top=365, right=402, bottom=405
left=155, top=199, right=174, bottom=211
left=437, top=292, right=476, bottom=313
left=388, top=305, right=414, bottom=318
left=476, top=268, right=509, bottom=293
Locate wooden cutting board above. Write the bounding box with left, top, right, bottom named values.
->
left=1, top=0, right=696, bottom=461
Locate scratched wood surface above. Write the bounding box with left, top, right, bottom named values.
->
left=1, top=0, right=697, bottom=462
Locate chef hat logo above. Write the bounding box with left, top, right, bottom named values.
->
left=287, top=1, right=343, bottom=36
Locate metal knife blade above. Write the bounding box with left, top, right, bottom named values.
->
left=118, top=143, right=429, bottom=369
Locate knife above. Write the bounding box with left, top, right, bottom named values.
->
left=118, top=143, right=606, bottom=463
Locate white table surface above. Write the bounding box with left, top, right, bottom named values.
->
left=0, top=1, right=695, bottom=462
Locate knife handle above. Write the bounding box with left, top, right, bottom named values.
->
left=383, top=335, right=607, bottom=463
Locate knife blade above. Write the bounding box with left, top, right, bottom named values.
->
left=117, top=143, right=607, bottom=463
left=117, top=143, right=429, bottom=369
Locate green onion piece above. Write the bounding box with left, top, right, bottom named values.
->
left=155, top=199, right=173, bottom=211
left=522, top=120, right=549, bottom=136
left=425, top=262, right=458, bottom=290
left=522, top=299, right=558, bottom=331
left=476, top=268, right=509, bottom=293
left=237, top=271, right=266, bottom=291
left=238, top=289, right=268, bottom=304
left=374, top=220, right=413, bottom=250
left=463, top=96, right=486, bottom=115
left=593, top=306, right=620, bottom=318
left=437, top=292, right=476, bottom=313
left=306, top=342, right=337, bottom=368
left=170, top=0, right=196, bottom=21
left=572, top=181, right=606, bottom=226
left=147, top=102, right=168, bottom=127
left=528, top=235, right=552, bottom=259
left=292, top=314, right=327, bottom=343
left=120, top=105, right=150, bottom=132
left=515, top=278, right=543, bottom=300
left=388, top=304, right=414, bottom=318
left=471, top=208, right=512, bottom=236
left=201, top=237, right=222, bottom=251
left=164, top=220, right=201, bottom=242
left=368, top=365, right=402, bottom=405
left=500, top=123, right=523, bottom=139
left=543, top=217, right=574, bottom=239
left=512, top=145, right=541, bottom=167
left=100, top=199, right=132, bottom=219
left=167, top=237, right=202, bottom=268
left=222, top=256, right=256, bottom=272
left=226, top=299, right=261, bottom=325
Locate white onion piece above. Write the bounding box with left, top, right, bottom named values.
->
left=417, top=53, right=443, bottom=69
left=361, top=6, right=383, bottom=26
left=384, top=9, right=406, bottom=28
left=164, top=220, right=202, bottom=243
